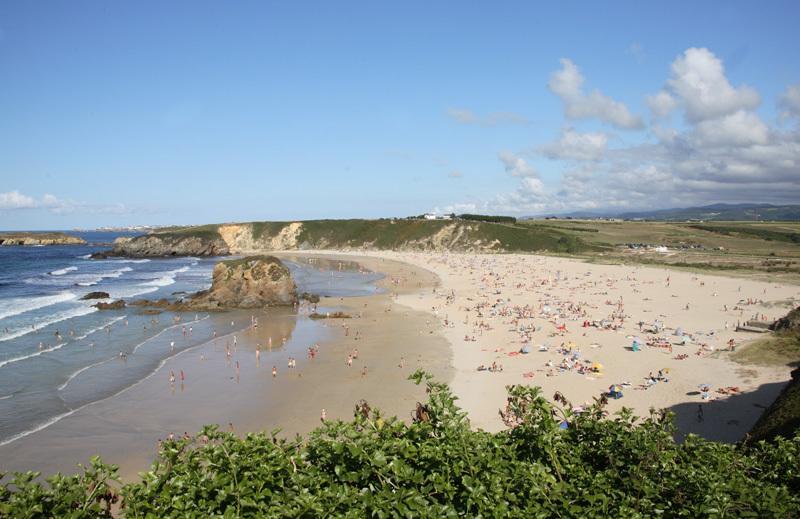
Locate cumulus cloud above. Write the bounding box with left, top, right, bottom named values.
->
left=0, top=190, right=37, bottom=209
left=447, top=108, right=529, bottom=126
left=664, top=47, right=761, bottom=122
left=646, top=91, right=678, bottom=119
left=538, top=128, right=608, bottom=161
left=548, top=58, right=643, bottom=129
left=498, top=151, right=538, bottom=177
left=442, top=47, right=800, bottom=215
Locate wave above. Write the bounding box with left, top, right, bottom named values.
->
left=50, top=266, right=78, bottom=276
left=57, top=358, right=113, bottom=391
left=0, top=291, right=76, bottom=322
left=107, top=259, right=150, bottom=264
left=0, top=305, right=97, bottom=348
left=73, top=315, right=127, bottom=341
left=77, top=254, right=92, bottom=259
left=132, top=314, right=210, bottom=354
left=140, top=275, right=175, bottom=287
left=0, top=314, right=212, bottom=448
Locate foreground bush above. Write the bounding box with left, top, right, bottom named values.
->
left=2, top=372, right=799, bottom=517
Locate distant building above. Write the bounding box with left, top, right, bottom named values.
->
left=422, top=213, right=452, bottom=220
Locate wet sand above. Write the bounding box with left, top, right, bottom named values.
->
left=0, top=255, right=451, bottom=481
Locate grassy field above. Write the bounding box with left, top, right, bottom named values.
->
left=519, top=220, right=800, bottom=283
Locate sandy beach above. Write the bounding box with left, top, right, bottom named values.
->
left=1, top=250, right=798, bottom=481
left=287, top=250, right=800, bottom=443
left=0, top=255, right=450, bottom=481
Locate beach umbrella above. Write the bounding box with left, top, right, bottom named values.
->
left=593, top=363, right=603, bottom=370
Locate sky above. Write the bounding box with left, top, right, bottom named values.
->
left=1, top=1, right=799, bottom=230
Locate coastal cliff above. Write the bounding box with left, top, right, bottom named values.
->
left=95, top=228, right=229, bottom=258
left=92, top=218, right=587, bottom=259
left=0, top=232, right=85, bottom=246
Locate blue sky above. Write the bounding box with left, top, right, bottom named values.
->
left=1, top=1, right=799, bottom=229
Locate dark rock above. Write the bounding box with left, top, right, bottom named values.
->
left=93, top=300, right=126, bottom=310
left=81, top=291, right=110, bottom=300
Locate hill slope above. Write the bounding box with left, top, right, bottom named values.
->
left=107, top=219, right=590, bottom=257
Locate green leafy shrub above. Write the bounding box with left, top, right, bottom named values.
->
left=2, top=372, right=798, bottom=517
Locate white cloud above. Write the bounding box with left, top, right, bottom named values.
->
left=646, top=91, right=678, bottom=119
left=539, top=128, right=608, bottom=161
left=0, top=191, right=129, bottom=215
left=779, top=84, right=800, bottom=120
left=498, top=151, right=538, bottom=177
left=0, top=190, right=37, bottom=209
left=665, top=47, right=760, bottom=122
left=693, top=110, right=769, bottom=147
left=548, top=58, right=643, bottom=129
left=447, top=108, right=529, bottom=126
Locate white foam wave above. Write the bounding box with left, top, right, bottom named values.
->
left=50, top=266, right=78, bottom=276
left=78, top=254, right=92, bottom=259
left=141, top=276, right=175, bottom=287
left=0, top=291, right=76, bottom=322
left=0, top=305, right=97, bottom=349
left=108, top=259, right=150, bottom=264
left=73, top=315, right=127, bottom=341
left=0, top=314, right=210, bottom=447
left=57, top=358, right=112, bottom=391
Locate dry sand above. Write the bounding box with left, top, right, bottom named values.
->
left=289, top=250, right=800, bottom=443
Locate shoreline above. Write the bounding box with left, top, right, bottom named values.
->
left=0, top=254, right=450, bottom=482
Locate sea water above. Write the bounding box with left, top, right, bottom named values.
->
left=0, top=234, right=382, bottom=446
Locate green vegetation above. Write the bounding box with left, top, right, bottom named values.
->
left=458, top=214, right=517, bottom=224
left=748, top=369, right=800, bottom=444
left=689, top=224, right=800, bottom=244
left=519, top=219, right=800, bottom=281
left=3, top=372, right=799, bottom=517
left=155, top=224, right=223, bottom=241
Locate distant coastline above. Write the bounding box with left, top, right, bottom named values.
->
left=0, top=231, right=85, bottom=246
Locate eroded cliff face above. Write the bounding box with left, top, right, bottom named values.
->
left=218, top=223, right=303, bottom=252
left=97, top=234, right=230, bottom=258
left=185, top=256, right=296, bottom=309
left=0, top=233, right=86, bottom=246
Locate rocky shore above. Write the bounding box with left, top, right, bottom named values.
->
left=0, top=232, right=85, bottom=246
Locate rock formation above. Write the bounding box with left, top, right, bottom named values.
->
left=0, top=232, right=85, bottom=246
left=184, top=256, right=296, bottom=309
left=133, top=256, right=296, bottom=311
left=81, top=291, right=110, bottom=300
left=93, top=232, right=229, bottom=258
left=93, top=300, right=126, bottom=310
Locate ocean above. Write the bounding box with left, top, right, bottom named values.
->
left=0, top=233, right=382, bottom=447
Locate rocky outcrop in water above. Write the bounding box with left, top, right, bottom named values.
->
left=0, top=232, right=85, bottom=246
left=184, top=256, right=297, bottom=309
left=93, top=232, right=229, bottom=258
left=81, top=291, right=110, bottom=300
left=134, top=256, right=296, bottom=311
left=93, top=300, right=126, bottom=310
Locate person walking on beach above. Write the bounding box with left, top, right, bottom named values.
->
left=272, top=366, right=277, bottom=378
